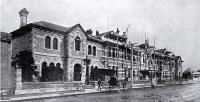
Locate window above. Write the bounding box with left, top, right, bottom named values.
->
left=88, top=45, right=92, bottom=55
left=133, top=56, right=136, bottom=61
left=112, top=48, right=115, bottom=58
left=45, top=36, right=51, bottom=49
left=102, top=50, right=105, bottom=56
left=75, top=36, right=81, bottom=51
left=108, top=47, right=111, bottom=57
left=53, top=38, right=58, bottom=50
left=93, top=46, right=96, bottom=56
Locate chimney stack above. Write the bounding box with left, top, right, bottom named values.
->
left=19, top=8, right=29, bottom=28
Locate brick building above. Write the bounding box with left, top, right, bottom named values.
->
left=10, top=8, right=183, bottom=88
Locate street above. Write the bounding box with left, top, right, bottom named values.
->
left=23, top=83, right=200, bottom=102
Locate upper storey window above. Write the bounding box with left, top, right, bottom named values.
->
left=53, top=38, right=58, bottom=50
left=93, top=46, right=96, bottom=56
left=75, top=36, right=81, bottom=51
left=45, top=36, right=51, bottom=49
left=88, top=45, right=92, bottom=55
left=112, top=48, right=115, bottom=58
left=108, top=47, right=111, bottom=57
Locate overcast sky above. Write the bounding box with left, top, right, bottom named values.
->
left=1, top=0, right=200, bottom=71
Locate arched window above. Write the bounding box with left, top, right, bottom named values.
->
left=75, top=36, right=81, bottom=51
left=88, top=45, right=92, bottom=55
left=53, top=38, right=58, bottom=50
left=45, top=36, right=51, bottom=49
left=93, top=46, right=96, bottom=56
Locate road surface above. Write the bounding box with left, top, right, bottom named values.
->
left=23, top=83, right=200, bottom=102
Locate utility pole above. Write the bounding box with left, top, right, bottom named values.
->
left=116, top=28, right=119, bottom=80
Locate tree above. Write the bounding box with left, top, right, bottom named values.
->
left=12, top=50, right=36, bottom=82
left=182, top=71, right=193, bottom=80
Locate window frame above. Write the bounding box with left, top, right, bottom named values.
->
left=88, top=45, right=92, bottom=55
left=53, top=38, right=58, bottom=50
left=93, top=46, right=96, bottom=56
left=75, top=36, right=81, bottom=51
left=45, top=36, right=51, bottom=49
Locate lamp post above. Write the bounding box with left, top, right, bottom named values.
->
left=130, top=42, right=137, bottom=88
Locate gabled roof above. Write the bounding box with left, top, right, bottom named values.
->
left=11, top=21, right=87, bottom=38
left=1, top=32, right=12, bottom=42
left=66, top=23, right=86, bottom=34
left=33, top=21, right=71, bottom=32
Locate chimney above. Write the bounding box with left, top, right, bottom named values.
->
left=86, top=29, right=93, bottom=35
left=19, top=8, right=29, bottom=28
left=96, top=30, right=99, bottom=36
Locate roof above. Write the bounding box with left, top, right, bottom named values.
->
left=32, top=21, right=71, bottom=32
left=11, top=21, right=87, bottom=39
left=99, top=31, right=114, bottom=37
left=1, top=32, right=12, bottom=42
left=193, top=72, right=200, bottom=75
left=156, top=48, right=166, bottom=53
left=87, top=35, right=103, bottom=43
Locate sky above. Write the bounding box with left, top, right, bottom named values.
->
left=1, top=0, right=200, bottom=71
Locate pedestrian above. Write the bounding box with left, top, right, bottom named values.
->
left=151, top=78, right=156, bottom=88
left=97, top=78, right=102, bottom=91
left=122, top=79, right=127, bottom=91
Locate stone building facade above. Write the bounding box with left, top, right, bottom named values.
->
left=10, top=8, right=183, bottom=85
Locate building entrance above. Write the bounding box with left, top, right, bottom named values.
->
left=74, top=64, right=82, bottom=81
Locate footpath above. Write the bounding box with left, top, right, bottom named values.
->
left=0, top=80, right=197, bottom=102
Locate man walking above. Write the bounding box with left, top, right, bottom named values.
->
left=97, top=78, right=102, bottom=91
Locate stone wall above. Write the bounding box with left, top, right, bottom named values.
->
left=31, top=28, right=64, bottom=77
left=66, top=26, right=87, bottom=82
left=12, top=31, right=32, bottom=58
left=1, top=40, right=14, bottom=95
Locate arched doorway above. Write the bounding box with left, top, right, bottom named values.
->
left=41, top=62, right=48, bottom=81
left=49, top=63, right=55, bottom=81
left=56, top=63, right=64, bottom=81
left=74, top=64, right=82, bottom=81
